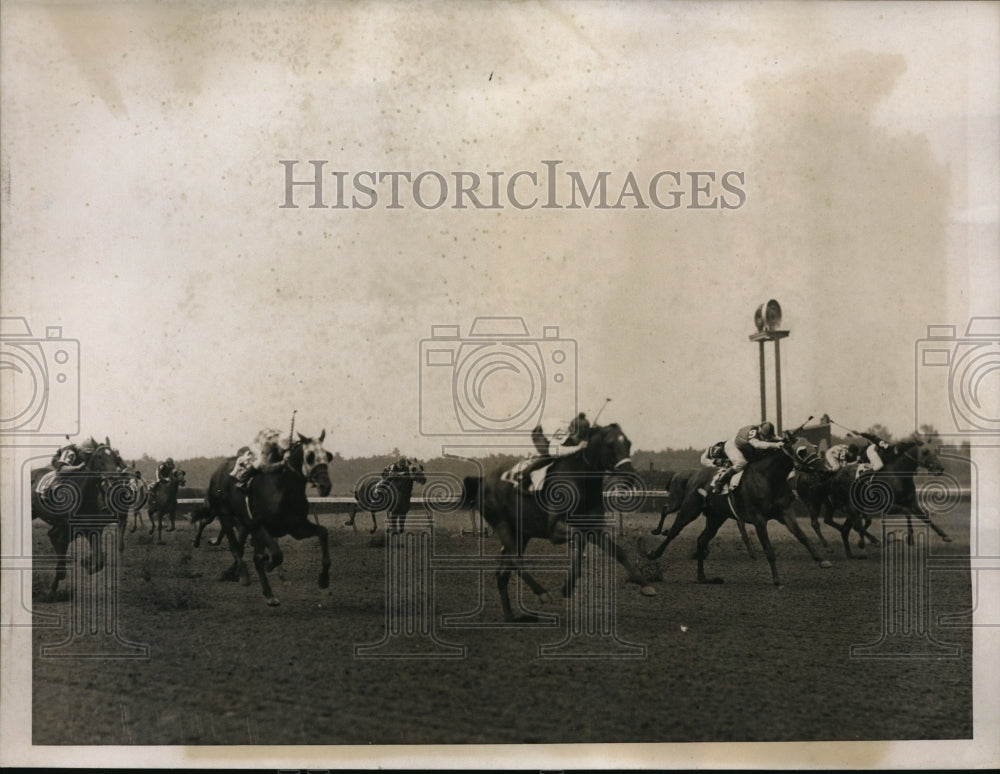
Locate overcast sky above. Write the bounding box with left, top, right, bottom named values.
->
left=2, top=1, right=998, bottom=462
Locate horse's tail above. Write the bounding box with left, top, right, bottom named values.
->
left=460, top=475, right=481, bottom=510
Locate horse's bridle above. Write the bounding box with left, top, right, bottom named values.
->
left=780, top=439, right=821, bottom=472
left=579, top=431, right=632, bottom=472
left=897, top=443, right=943, bottom=474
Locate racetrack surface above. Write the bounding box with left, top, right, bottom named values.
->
left=31, top=504, right=972, bottom=745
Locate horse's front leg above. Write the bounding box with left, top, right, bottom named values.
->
left=289, top=520, right=331, bottom=589
left=45, top=525, right=70, bottom=602
left=778, top=508, right=833, bottom=569
left=590, top=529, right=656, bottom=597
left=249, top=534, right=279, bottom=606
left=651, top=505, right=671, bottom=535
left=694, top=510, right=728, bottom=584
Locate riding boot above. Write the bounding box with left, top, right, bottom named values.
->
left=711, top=468, right=734, bottom=495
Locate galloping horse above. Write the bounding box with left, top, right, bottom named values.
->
left=790, top=466, right=879, bottom=556
left=825, top=440, right=951, bottom=555
left=644, top=466, right=757, bottom=560
left=345, top=458, right=426, bottom=534
left=648, top=436, right=833, bottom=586
left=649, top=469, right=697, bottom=535
left=31, top=438, right=128, bottom=602
left=147, top=467, right=186, bottom=544
left=192, top=432, right=333, bottom=605
left=469, top=422, right=656, bottom=622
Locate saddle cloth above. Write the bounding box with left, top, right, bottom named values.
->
left=501, top=458, right=552, bottom=494
left=707, top=467, right=744, bottom=495
left=34, top=470, right=59, bottom=495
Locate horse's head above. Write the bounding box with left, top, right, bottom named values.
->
left=896, top=440, right=944, bottom=475
left=409, top=460, right=426, bottom=484
left=174, top=468, right=187, bottom=486
left=585, top=423, right=634, bottom=473
left=782, top=436, right=823, bottom=472
left=87, top=438, right=127, bottom=474
left=290, top=430, right=333, bottom=497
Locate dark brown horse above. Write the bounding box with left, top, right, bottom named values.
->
left=147, top=467, right=186, bottom=544
left=469, top=422, right=656, bottom=622
left=649, top=469, right=697, bottom=535
left=648, top=436, right=833, bottom=586
left=790, top=466, right=879, bottom=557
left=192, top=432, right=333, bottom=605
left=30, top=438, right=129, bottom=602
left=644, top=466, right=758, bottom=560
left=824, top=440, right=951, bottom=555
left=345, top=458, right=426, bottom=534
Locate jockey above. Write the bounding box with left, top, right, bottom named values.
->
left=513, top=412, right=591, bottom=491
left=825, top=443, right=860, bottom=472
left=51, top=437, right=97, bottom=473
left=150, top=457, right=175, bottom=494
left=855, top=431, right=892, bottom=474
left=36, top=438, right=96, bottom=496
left=231, top=428, right=290, bottom=490
left=710, top=421, right=784, bottom=494
left=700, top=440, right=730, bottom=469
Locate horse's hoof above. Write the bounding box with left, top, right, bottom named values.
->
left=650, top=528, right=661, bottom=535
left=645, top=551, right=659, bottom=561
left=266, top=597, right=281, bottom=607
left=942, top=535, right=953, bottom=543
left=318, top=574, right=330, bottom=589
left=819, top=560, right=832, bottom=569
left=639, top=585, right=657, bottom=597
left=513, top=613, right=541, bottom=623
left=537, top=592, right=553, bottom=604
left=852, top=554, right=868, bottom=560
left=239, top=575, right=252, bottom=587
left=156, top=540, right=165, bottom=546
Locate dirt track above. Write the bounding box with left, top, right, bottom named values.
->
left=32, top=504, right=972, bottom=745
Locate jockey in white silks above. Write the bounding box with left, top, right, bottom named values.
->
left=510, top=412, right=591, bottom=493
left=824, top=443, right=860, bottom=472
left=230, top=428, right=290, bottom=490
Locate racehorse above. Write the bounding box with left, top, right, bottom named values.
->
left=147, top=467, right=186, bottom=544
left=345, top=458, right=426, bottom=534
left=644, top=466, right=758, bottom=560
left=825, top=439, right=951, bottom=555
left=192, top=432, right=333, bottom=605
left=649, top=469, right=696, bottom=535
left=30, top=438, right=129, bottom=602
left=468, top=422, right=656, bottom=622
left=647, top=435, right=833, bottom=586
left=790, top=466, right=879, bottom=556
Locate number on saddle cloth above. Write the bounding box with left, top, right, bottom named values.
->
left=501, top=457, right=552, bottom=494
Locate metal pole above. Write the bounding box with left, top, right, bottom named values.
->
left=774, top=338, right=783, bottom=433
left=758, top=340, right=767, bottom=423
